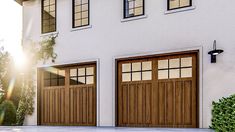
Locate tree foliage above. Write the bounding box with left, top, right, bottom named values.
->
left=0, top=100, right=17, bottom=126
left=16, top=34, right=58, bottom=125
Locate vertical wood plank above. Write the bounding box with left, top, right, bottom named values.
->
left=137, top=84, right=143, bottom=124
left=175, top=81, right=183, bottom=125
left=82, top=88, right=87, bottom=123
left=129, top=84, right=136, bottom=124
left=122, top=85, right=128, bottom=124
left=88, top=87, right=93, bottom=123
left=158, top=82, right=165, bottom=125
left=184, top=81, right=192, bottom=125
left=166, top=82, right=174, bottom=125
left=145, top=83, right=151, bottom=124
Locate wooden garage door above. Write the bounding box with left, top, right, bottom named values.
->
left=117, top=52, right=198, bottom=128
left=38, top=63, right=96, bottom=126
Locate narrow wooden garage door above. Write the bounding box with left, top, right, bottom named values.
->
left=38, top=63, right=96, bottom=126
left=117, top=52, right=198, bottom=128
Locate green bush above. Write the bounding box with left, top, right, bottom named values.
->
left=211, top=94, right=235, bottom=132
left=0, top=100, right=16, bottom=126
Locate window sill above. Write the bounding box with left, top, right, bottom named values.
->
left=71, top=25, right=92, bottom=32
left=165, top=6, right=196, bottom=15
left=40, top=31, right=59, bottom=37
left=121, top=15, right=148, bottom=23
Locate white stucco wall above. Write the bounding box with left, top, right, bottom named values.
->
left=22, top=0, right=235, bottom=128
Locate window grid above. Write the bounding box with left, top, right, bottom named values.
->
left=69, top=67, right=94, bottom=85
left=124, top=0, right=145, bottom=19
left=122, top=61, right=152, bottom=82
left=167, top=0, right=192, bottom=10
left=158, top=57, right=192, bottom=80
left=44, top=70, right=65, bottom=87
left=72, top=0, right=90, bottom=28
left=42, top=0, right=56, bottom=34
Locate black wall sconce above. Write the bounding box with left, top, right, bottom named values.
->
left=208, top=40, right=224, bottom=63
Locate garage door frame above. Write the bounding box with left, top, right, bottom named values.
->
left=115, top=50, right=200, bottom=127
left=37, top=60, right=99, bottom=126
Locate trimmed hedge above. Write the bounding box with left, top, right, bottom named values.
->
left=211, top=94, right=235, bottom=132
left=0, top=100, right=16, bottom=126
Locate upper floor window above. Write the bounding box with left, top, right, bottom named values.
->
left=167, top=0, right=192, bottom=10
left=72, top=0, right=90, bottom=28
left=124, top=0, right=144, bottom=19
left=42, top=0, right=56, bottom=34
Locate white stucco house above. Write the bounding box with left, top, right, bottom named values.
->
left=16, top=0, right=235, bottom=129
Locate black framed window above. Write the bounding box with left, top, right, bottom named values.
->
left=167, top=0, right=192, bottom=10
left=42, top=0, right=56, bottom=34
left=43, top=69, right=65, bottom=87
left=124, top=0, right=144, bottom=19
left=72, top=0, right=90, bottom=28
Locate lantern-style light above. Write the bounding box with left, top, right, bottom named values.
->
left=208, top=40, right=224, bottom=63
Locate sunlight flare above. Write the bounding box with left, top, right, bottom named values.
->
left=6, top=78, right=16, bottom=100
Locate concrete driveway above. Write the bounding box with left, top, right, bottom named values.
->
left=0, top=126, right=214, bottom=132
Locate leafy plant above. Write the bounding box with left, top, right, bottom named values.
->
left=0, top=100, right=17, bottom=126
left=211, top=94, right=235, bottom=132
left=36, top=34, right=58, bottom=63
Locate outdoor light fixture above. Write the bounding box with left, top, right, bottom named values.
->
left=208, top=40, right=224, bottom=63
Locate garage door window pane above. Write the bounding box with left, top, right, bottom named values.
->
left=70, top=77, right=78, bottom=85
left=158, top=60, right=168, bottom=69
left=78, top=68, right=85, bottom=76
left=169, top=69, right=180, bottom=79
left=169, top=58, right=179, bottom=68
left=59, top=78, right=65, bottom=86
left=86, top=76, right=94, bottom=84
left=142, top=71, right=152, bottom=80
left=158, top=70, right=168, bottom=79
left=86, top=67, right=94, bottom=75
left=132, top=62, right=141, bottom=71
left=181, top=57, right=192, bottom=67
left=122, top=63, right=131, bottom=72
left=70, top=69, right=77, bottom=77
left=78, top=77, right=86, bottom=84
left=122, top=73, right=131, bottom=82
left=132, top=72, right=141, bottom=81
left=58, top=70, right=65, bottom=77
left=181, top=68, right=192, bottom=78
left=142, top=61, right=152, bottom=70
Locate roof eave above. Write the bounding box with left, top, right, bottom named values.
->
left=15, top=0, right=28, bottom=5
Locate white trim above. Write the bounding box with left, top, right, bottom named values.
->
left=112, top=46, right=203, bottom=128
left=165, top=6, right=196, bottom=15
left=121, top=15, right=148, bottom=23
left=71, top=25, right=92, bottom=32
left=40, top=31, right=59, bottom=37
left=36, top=58, right=101, bottom=127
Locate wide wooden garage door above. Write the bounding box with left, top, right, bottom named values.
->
left=117, top=52, right=198, bottom=128
left=38, top=63, right=96, bottom=126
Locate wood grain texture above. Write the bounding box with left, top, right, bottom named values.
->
left=39, top=63, right=96, bottom=126
left=117, top=52, right=198, bottom=128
